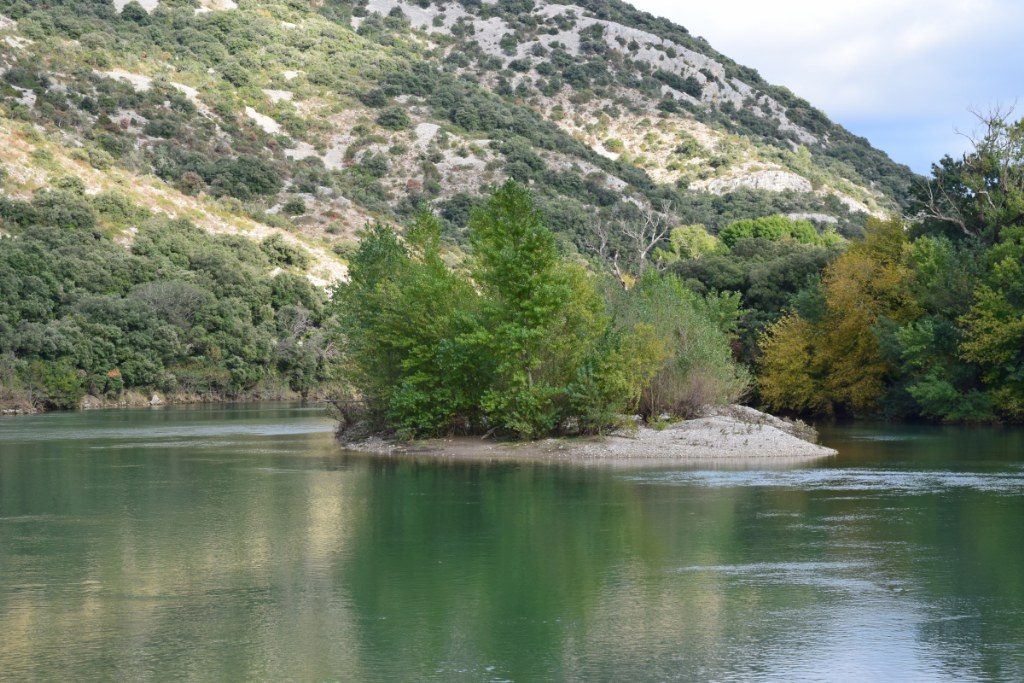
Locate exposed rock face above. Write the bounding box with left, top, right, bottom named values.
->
left=693, top=170, right=814, bottom=195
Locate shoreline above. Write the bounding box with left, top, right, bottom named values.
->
left=0, top=389, right=330, bottom=417
left=339, top=405, right=838, bottom=466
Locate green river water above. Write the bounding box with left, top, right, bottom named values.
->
left=1, top=403, right=1023, bottom=681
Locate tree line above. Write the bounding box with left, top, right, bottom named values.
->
left=758, top=114, right=1024, bottom=422
left=4, top=114, right=1022, bottom=429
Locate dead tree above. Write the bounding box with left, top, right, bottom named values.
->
left=623, top=202, right=671, bottom=275
left=584, top=202, right=672, bottom=285
left=917, top=106, right=1024, bottom=240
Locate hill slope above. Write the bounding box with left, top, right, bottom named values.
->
left=0, top=0, right=915, bottom=275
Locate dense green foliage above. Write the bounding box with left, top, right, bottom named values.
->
left=606, top=272, right=749, bottom=417
left=717, top=215, right=840, bottom=248
left=672, top=233, right=838, bottom=364
left=0, top=185, right=333, bottom=410
left=335, top=182, right=745, bottom=438
left=758, top=115, right=1024, bottom=422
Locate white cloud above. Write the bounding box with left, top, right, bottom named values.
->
left=628, top=0, right=1024, bottom=170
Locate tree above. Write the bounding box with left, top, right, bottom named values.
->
left=915, top=111, right=1024, bottom=243
left=336, top=216, right=484, bottom=436
left=586, top=202, right=671, bottom=284
left=333, top=183, right=677, bottom=439
left=758, top=314, right=828, bottom=415
left=609, top=271, right=748, bottom=418
left=654, top=224, right=719, bottom=265
left=758, top=219, right=917, bottom=416
left=471, top=182, right=611, bottom=437
left=719, top=215, right=824, bottom=248
left=959, top=226, right=1024, bottom=418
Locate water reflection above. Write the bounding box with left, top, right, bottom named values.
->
left=0, top=406, right=1022, bottom=680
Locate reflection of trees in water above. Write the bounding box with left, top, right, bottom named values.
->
left=820, top=424, right=1024, bottom=678
left=339, top=460, right=836, bottom=680
left=901, top=490, right=1024, bottom=680
left=341, top=458, right=1024, bottom=680
left=0, top=427, right=369, bottom=680
left=4, top=417, right=1024, bottom=680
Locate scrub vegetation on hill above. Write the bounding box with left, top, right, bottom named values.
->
left=0, top=0, right=907, bottom=256
left=0, top=183, right=335, bottom=410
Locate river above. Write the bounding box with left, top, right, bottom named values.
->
left=1, top=404, right=1022, bottom=680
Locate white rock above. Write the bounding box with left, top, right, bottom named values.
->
left=285, top=141, right=319, bottom=162
left=245, top=106, right=282, bottom=135
left=414, top=122, right=440, bottom=147
left=263, top=89, right=294, bottom=103
left=694, top=170, right=813, bottom=195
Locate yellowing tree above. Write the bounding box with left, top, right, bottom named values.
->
left=758, top=219, right=917, bottom=416
left=758, top=314, right=829, bottom=414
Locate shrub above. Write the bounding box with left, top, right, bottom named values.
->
left=719, top=215, right=825, bottom=248
left=260, top=234, right=310, bottom=269
left=604, top=138, right=625, bottom=153
left=376, top=106, right=411, bottom=130
left=25, top=359, right=85, bottom=410
left=608, top=272, right=749, bottom=418
left=282, top=197, right=307, bottom=216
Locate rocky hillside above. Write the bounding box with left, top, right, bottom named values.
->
left=0, top=0, right=915, bottom=282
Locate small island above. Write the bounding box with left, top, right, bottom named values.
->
left=332, top=182, right=835, bottom=463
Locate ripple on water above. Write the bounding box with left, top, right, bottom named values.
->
left=623, top=468, right=1024, bottom=494
left=670, top=561, right=887, bottom=593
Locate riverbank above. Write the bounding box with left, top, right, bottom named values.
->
left=339, top=405, right=837, bottom=465
left=0, top=387, right=330, bottom=416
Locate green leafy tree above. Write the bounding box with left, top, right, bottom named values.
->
left=337, top=216, right=485, bottom=436
left=470, top=182, right=611, bottom=437
left=719, top=215, right=826, bottom=248
left=608, top=271, right=748, bottom=417
left=959, top=227, right=1024, bottom=418
left=654, top=224, right=719, bottom=265
left=334, top=183, right=688, bottom=439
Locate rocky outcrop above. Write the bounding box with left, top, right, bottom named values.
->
left=693, top=170, right=814, bottom=195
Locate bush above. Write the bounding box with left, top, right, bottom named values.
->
left=719, top=215, right=825, bottom=248
left=282, top=197, right=306, bottom=216
left=25, top=359, right=85, bottom=410
left=0, top=187, right=334, bottom=410
left=376, top=106, right=411, bottom=131
left=608, top=272, right=749, bottom=418
left=205, top=156, right=282, bottom=200
left=260, top=234, right=310, bottom=269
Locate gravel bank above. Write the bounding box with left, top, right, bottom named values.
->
left=339, top=405, right=837, bottom=466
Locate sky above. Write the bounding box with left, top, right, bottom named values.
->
left=630, top=0, right=1024, bottom=173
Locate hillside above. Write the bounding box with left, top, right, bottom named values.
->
left=0, top=0, right=915, bottom=271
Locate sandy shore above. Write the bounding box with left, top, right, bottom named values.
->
left=339, top=405, right=837, bottom=466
